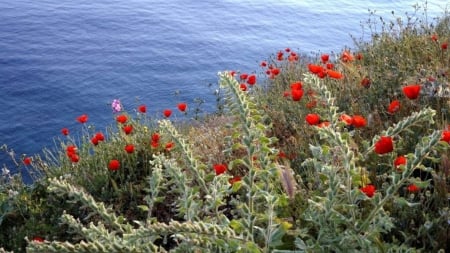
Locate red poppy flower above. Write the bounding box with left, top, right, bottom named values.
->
left=288, top=53, right=298, bottom=62
left=356, top=52, right=363, bottom=60
left=240, top=83, right=248, bottom=91
left=340, top=114, right=353, bottom=125
left=308, top=64, right=323, bottom=74
left=402, top=85, right=421, bottom=99
left=260, top=61, right=267, bottom=67
left=61, top=128, right=69, bottom=136
left=318, top=71, right=327, bottom=79
left=441, top=130, right=450, bottom=143
left=387, top=100, right=401, bottom=114
left=407, top=184, right=420, bottom=193
left=394, top=155, right=407, bottom=171
left=277, top=151, right=288, bottom=159
left=163, top=109, right=172, bottom=118
left=442, top=42, right=448, bottom=50
left=431, top=34, right=438, bottom=42
left=32, top=236, right=44, bottom=243
left=326, top=63, right=334, bottom=69
left=77, top=114, right=88, bottom=124
left=240, top=73, right=248, bottom=80
left=23, top=157, right=31, bottom=165
left=360, top=77, right=371, bottom=88
left=360, top=184, right=376, bottom=198
left=305, top=113, right=320, bottom=125
left=229, top=71, right=236, bottom=76
left=277, top=51, right=284, bottom=61
left=351, top=115, right=366, bottom=128
left=327, top=70, right=343, bottom=79
left=247, top=74, right=256, bottom=85
left=374, top=136, right=394, bottom=154
left=283, top=91, right=290, bottom=97
left=151, top=141, right=159, bottom=148
left=341, top=50, right=354, bottom=62
left=165, top=142, right=175, bottom=151
left=152, top=133, right=160, bottom=143
left=229, top=176, right=241, bottom=185
left=291, top=89, right=304, bottom=101
left=116, top=114, right=128, bottom=124
left=124, top=144, right=135, bottom=154
left=213, top=164, right=227, bottom=175
left=66, top=145, right=77, bottom=156
left=290, top=82, right=302, bottom=90
left=108, top=160, right=120, bottom=171
left=285, top=48, right=291, bottom=52
left=394, top=155, right=407, bottom=172
left=123, top=125, right=133, bottom=135
left=96, top=133, right=105, bottom=143
left=177, top=103, right=187, bottom=112
left=92, top=133, right=103, bottom=142
left=138, top=104, right=147, bottom=113
left=91, top=136, right=99, bottom=146
left=70, top=154, right=79, bottom=163
left=271, top=68, right=280, bottom=76
left=321, top=54, right=329, bottom=63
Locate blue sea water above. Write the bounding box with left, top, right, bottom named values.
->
left=0, top=0, right=447, bottom=175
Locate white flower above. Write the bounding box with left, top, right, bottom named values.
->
left=2, top=167, right=10, bottom=177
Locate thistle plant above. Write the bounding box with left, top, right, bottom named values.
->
left=218, top=72, right=293, bottom=252
left=26, top=176, right=246, bottom=252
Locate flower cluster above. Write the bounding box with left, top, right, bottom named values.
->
left=66, top=145, right=79, bottom=163
left=339, top=113, right=367, bottom=128
left=91, top=132, right=105, bottom=146
left=236, top=72, right=257, bottom=91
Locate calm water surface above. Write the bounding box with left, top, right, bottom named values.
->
left=0, top=0, right=447, bottom=175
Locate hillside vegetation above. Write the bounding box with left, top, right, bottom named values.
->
left=1, top=4, right=450, bottom=253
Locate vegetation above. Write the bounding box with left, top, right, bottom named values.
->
left=1, top=3, right=450, bottom=252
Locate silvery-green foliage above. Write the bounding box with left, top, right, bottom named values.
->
left=290, top=74, right=442, bottom=252
left=26, top=72, right=290, bottom=253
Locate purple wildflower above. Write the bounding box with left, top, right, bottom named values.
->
left=111, top=99, right=122, bottom=113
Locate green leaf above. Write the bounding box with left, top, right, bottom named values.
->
left=137, top=205, right=149, bottom=212
left=229, top=219, right=244, bottom=234
left=309, top=144, right=322, bottom=157
left=231, top=181, right=242, bottom=192
left=243, top=242, right=262, bottom=253
left=408, top=179, right=431, bottom=189
left=294, top=237, right=307, bottom=250
left=110, top=178, right=119, bottom=192
left=204, top=173, right=216, bottom=182
left=232, top=142, right=245, bottom=151
left=230, top=159, right=248, bottom=169
left=318, top=173, right=329, bottom=182
left=395, top=197, right=420, bottom=207
left=268, top=225, right=287, bottom=247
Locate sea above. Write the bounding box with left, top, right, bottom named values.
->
left=0, top=0, right=448, bottom=178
